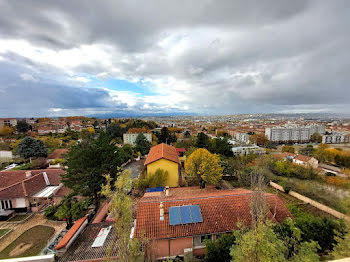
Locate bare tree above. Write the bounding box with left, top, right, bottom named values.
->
left=250, top=168, right=268, bottom=228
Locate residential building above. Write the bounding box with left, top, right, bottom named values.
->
left=265, top=124, right=325, bottom=142
left=134, top=186, right=292, bottom=259
left=144, top=143, right=180, bottom=187
left=176, top=148, right=186, bottom=168
left=293, top=155, right=319, bottom=169
left=123, top=132, right=152, bottom=146
left=279, top=153, right=319, bottom=169
left=231, top=145, right=265, bottom=156
left=0, top=169, right=64, bottom=217
left=322, top=132, right=349, bottom=144
left=56, top=220, right=118, bottom=261
left=235, top=132, right=250, bottom=143
left=0, top=118, right=17, bottom=128
left=0, top=150, right=13, bottom=160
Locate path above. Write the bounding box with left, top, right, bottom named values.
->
left=0, top=214, right=66, bottom=252
left=123, top=159, right=145, bottom=178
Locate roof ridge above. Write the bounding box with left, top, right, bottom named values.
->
left=140, top=191, right=266, bottom=203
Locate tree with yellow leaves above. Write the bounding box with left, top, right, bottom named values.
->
left=185, top=148, right=223, bottom=188
left=0, top=126, right=14, bottom=136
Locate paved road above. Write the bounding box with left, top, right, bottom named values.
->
left=123, top=159, right=145, bottom=178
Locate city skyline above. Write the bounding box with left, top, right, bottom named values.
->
left=0, top=1, right=349, bottom=117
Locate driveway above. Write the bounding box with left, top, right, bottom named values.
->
left=123, top=159, right=145, bottom=179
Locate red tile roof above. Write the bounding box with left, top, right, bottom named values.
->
left=55, top=216, right=88, bottom=250
left=48, top=149, right=68, bottom=159
left=135, top=187, right=292, bottom=240
left=144, top=143, right=180, bottom=166
left=294, top=154, right=312, bottom=162
left=0, top=169, right=65, bottom=200
left=280, top=152, right=296, bottom=158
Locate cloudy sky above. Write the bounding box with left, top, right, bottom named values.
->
left=0, top=0, right=349, bottom=117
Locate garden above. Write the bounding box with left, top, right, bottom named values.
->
left=0, top=225, right=55, bottom=259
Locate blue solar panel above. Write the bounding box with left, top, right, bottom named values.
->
left=169, top=205, right=203, bottom=226
left=180, top=206, right=192, bottom=224
left=169, top=206, right=181, bottom=225
left=190, top=205, right=203, bottom=223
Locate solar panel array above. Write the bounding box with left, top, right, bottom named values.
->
left=169, top=205, right=203, bottom=226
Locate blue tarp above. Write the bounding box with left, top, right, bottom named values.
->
left=146, top=187, right=164, bottom=192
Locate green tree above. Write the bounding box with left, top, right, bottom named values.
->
left=331, top=224, right=350, bottom=259
left=55, top=194, right=89, bottom=228
left=209, top=137, right=232, bottom=157
left=185, top=148, right=223, bottom=188
left=17, top=136, right=48, bottom=159
left=300, top=145, right=314, bottom=156
left=196, top=132, right=210, bottom=149
left=62, top=132, right=124, bottom=209
left=106, top=123, right=123, bottom=139
left=205, top=234, right=236, bottom=262
left=134, top=133, right=151, bottom=156
left=16, top=119, right=30, bottom=133
left=158, top=127, right=176, bottom=144
left=102, top=170, right=143, bottom=262
left=230, top=220, right=319, bottom=262
left=282, top=146, right=295, bottom=154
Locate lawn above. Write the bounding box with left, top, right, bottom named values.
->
left=7, top=214, right=30, bottom=222
left=0, top=225, right=55, bottom=259
left=0, top=229, right=10, bottom=238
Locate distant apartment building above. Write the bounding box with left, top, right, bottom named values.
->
left=265, top=125, right=325, bottom=143
left=0, top=118, right=17, bottom=128
left=231, top=145, right=265, bottom=156
left=123, top=133, right=152, bottom=146
left=322, top=132, right=349, bottom=144
left=235, top=132, right=250, bottom=144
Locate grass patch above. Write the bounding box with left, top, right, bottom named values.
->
left=267, top=186, right=336, bottom=219
left=0, top=229, right=10, bottom=238
left=0, top=225, right=55, bottom=259
left=7, top=214, right=30, bottom=222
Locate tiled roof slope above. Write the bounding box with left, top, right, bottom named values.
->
left=55, top=216, right=88, bottom=250
left=48, top=149, right=68, bottom=159
left=294, top=154, right=312, bottom=162
left=0, top=169, right=65, bottom=200
left=135, top=188, right=292, bottom=240
left=144, top=143, right=180, bottom=165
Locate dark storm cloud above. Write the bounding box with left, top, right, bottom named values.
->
left=0, top=57, right=128, bottom=117
left=0, top=0, right=349, bottom=115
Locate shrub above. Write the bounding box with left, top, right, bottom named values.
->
left=287, top=205, right=346, bottom=253
left=51, top=158, right=64, bottom=165
left=205, top=233, right=236, bottom=262
left=136, top=168, right=169, bottom=191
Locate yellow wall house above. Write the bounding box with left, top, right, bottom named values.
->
left=144, top=143, right=180, bottom=187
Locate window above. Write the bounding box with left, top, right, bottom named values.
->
left=200, top=234, right=212, bottom=244
left=1, top=200, right=12, bottom=210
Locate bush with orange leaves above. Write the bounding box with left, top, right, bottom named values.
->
left=325, top=176, right=350, bottom=189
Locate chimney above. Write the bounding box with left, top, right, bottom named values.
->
left=159, top=202, right=164, bottom=221
left=25, top=171, right=32, bottom=178
left=165, top=186, right=169, bottom=196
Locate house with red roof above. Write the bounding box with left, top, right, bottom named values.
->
left=293, top=154, right=318, bottom=169
left=144, top=143, right=181, bottom=187
left=0, top=169, right=65, bottom=217
left=134, top=186, right=292, bottom=259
